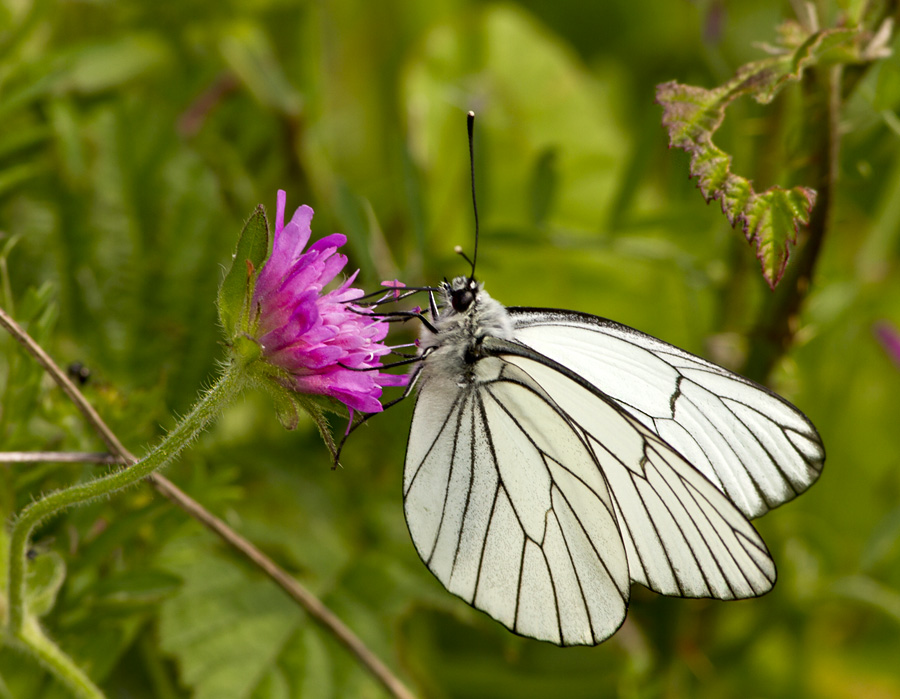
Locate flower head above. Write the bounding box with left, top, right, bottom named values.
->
left=248, top=190, right=406, bottom=413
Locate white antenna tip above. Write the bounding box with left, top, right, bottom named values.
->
left=467, top=110, right=475, bottom=117
left=454, top=245, right=464, bottom=254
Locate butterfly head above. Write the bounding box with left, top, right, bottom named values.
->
left=427, top=276, right=513, bottom=347
left=447, top=276, right=479, bottom=313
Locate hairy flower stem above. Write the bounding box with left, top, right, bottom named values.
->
left=6, top=362, right=246, bottom=633
left=11, top=620, right=105, bottom=699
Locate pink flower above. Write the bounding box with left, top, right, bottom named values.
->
left=250, top=191, right=407, bottom=413
left=875, top=321, right=900, bottom=369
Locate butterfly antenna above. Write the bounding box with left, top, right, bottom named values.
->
left=454, top=245, right=474, bottom=269
left=466, top=110, right=479, bottom=282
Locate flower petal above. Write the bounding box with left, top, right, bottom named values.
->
left=248, top=191, right=406, bottom=414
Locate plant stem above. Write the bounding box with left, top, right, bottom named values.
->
left=6, top=362, right=245, bottom=632
left=12, top=619, right=104, bottom=699
left=741, top=64, right=841, bottom=383
left=0, top=452, right=124, bottom=464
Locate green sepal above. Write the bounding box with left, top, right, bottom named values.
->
left=298, top=392, right=351, bottom=417
left=245, top=361, right=344, bottom=461
left=232, top=333, right=264, bottom=365
left=263, top=376, right=302, bottom=431
left=296, top=396, right=338, bottom=463
left=217, top=205, right=270, bottom=339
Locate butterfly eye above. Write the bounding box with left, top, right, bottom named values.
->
left=451, top=287, right=474, bottom=312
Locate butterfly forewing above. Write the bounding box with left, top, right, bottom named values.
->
left=509, top=308, right=825, bottom=519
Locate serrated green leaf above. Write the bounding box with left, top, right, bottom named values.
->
left=157, top=536, right=305, bottom=699
left=656, top=20, right=884, bottom=287
left=217, top=206, right=269, bottom=339
left=744, top=187, right=816, bottom=284
left=656, top=74, right=817, bottom=289
left=748, top=27, right=859, bottom=105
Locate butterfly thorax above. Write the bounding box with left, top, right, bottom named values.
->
left=417, top=277, right=513, bottom=383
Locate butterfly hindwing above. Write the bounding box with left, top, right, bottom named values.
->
left=509, top=308, right=825, bottom=519
left=404, top=357, right=630, bottom=645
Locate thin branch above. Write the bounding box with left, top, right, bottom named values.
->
left=0, top=305, right=416, bottom=699
left=177, top=73, right=240, bottom=137
left=0, top=452, right=125, bottom=465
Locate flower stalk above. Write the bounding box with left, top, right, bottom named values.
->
left=10, top=619, right=105, bottom=699
left=6, top=360, right=247, bottom=633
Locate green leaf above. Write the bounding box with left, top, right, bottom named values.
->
left=529, top=147, right=558, bottom=226
left=745, top=187, right=817, bottom=280
left=219, top=22, right=303, bottom=117
left=860, top=506, right=900, bottom=572
left=401, top=5, right=630, bottom=250
left=656, top=21, right=883, bottom=287
left=217, top=206, right=269, bottom=339
left=0, top=160, right=49, bottom=198
left=0, top=283, right=59, bottom=446
left=53, top=34, right=171, bottom=94
left=158, top=536, right=305, bottom=699
left=24, top=551, right=66, bottom=618
left=833, top=575, right=900, bottom=625
left=87, top=570, right=182, bottom=614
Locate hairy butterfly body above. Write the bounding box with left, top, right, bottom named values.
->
left=402, top=276, right=824, bottom=646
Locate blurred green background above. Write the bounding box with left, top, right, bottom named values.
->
left=2, top=0, right=900, bottom=697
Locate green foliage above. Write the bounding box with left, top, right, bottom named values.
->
left=157, top=534, right=305, bottom=699
left=657, top=74, right=817, bottom=288
left=2, top=0, right=900, bottom=697
left=24, top=551, right=66, bottom=618
left=217, top=206, right=269, bottom=341
left=657, top=17, right=889, bottom=287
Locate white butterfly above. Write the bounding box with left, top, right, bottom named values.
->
left=400, top=275, right=824, bottom=646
